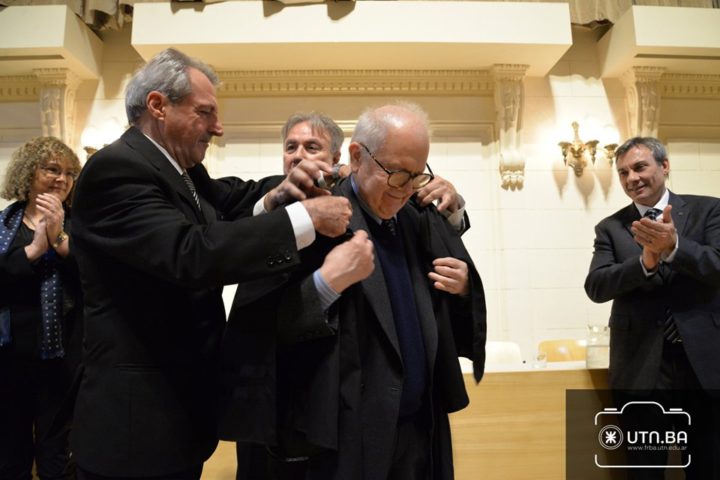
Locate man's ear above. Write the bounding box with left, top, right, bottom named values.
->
left=146, top=91, right=166, bottom=120
left=348, top=143, right=362, bottom=173
left=332, top=151, right=341, bottom=166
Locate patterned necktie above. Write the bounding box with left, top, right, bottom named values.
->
left=645, top=207, right=681, bottom=342
left=381, top=218, right=397, bottom=237
left=664, top=308, right=681, bottom=343
left=643, top=208, right=662, bottom=221
left=181, top=172, right=201, bottom=211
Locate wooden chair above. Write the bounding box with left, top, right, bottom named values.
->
left=537, top=339, right=586, bottom=362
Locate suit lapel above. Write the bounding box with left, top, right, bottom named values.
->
left=668, top=191, right=688, bottom=237
left=621, top=203, right=641, bottom=240
left=122, top=127, right=208, bottom=224
left=341, top=179, right=401, bottom=356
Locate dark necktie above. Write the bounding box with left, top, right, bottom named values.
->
left=381, top=218, right=397, bottom=237
left=181, top=172, right=201, bottom=211
left=664, top=308, right=681, bottom=343
left=643, top=208, right=662, bottom=221
left=645, top=207, right=681, bottom=342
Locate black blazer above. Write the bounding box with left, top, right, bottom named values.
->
left=585, top=191, right=720, bottom=390
left=221, top=178, right=487, bottom=480
left=70, top=127, right=303, bottom=477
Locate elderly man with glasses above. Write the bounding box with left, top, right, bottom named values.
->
left=222, top=102, right=486, bottom=480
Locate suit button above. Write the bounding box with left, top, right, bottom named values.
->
left=266, top=258, right=274, bottom=266
left=284, top=254, right=293, bottom=261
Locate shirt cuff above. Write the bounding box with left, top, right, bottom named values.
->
left=441, top=195, right=466, bottom=233
left=639, top=256, right=658, bottom=277
left=253, top=197, right=268, bottom=216
left=313, top=269, right=341, bottom=312
left=286, top=202, right=315, bottom=250
left=661, top=235, right=680, bottom=263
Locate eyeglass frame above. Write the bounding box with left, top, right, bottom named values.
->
left=39, top=164, right=78, bottom=181
left=357, top=142, right=434, bottom=189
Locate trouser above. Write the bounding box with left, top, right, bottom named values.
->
left=77, top=465, right=203, bottom=480
left=618, top=341, right=720, bottom=480
left=0, top=353, right=74, bottom=480
left=235, top=410, right=431, bottom=480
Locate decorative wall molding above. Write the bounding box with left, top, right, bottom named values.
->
left=216, top=70, right=494, bottom=97
left=220, top=121, right=494, bottom=142
left=621, top=66, right=665, bottom=138
left=33, top=68, right=81, bottom=146
left=492, top=64, right=528, bottom=190
left=0, top=76, right=41, bottom=102
left=660, top=73, right=720, bottom=99
left=0, top=128, right=43, bottom=144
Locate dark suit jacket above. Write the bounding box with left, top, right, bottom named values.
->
left=585, top=191, right=720, bottom=391
left=221, top=178, right=487, bottom=480
left=70, top=127, right=303, bottom=477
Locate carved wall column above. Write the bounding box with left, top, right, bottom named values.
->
left=621, top=66, right=665, bottom=138
left=491, top=64, right=528, bottom=190
left=33, top=69, right=81, bottom=146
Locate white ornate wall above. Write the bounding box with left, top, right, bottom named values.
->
left=1, top=12, right=719, bottom=363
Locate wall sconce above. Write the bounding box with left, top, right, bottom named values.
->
left=558, top=121, right=599, bottom=177
left=83, top=146, right=98, bottom=159
left=603, top=143, right=618, bottom=164
left=558, top=122, right=619, bottom=176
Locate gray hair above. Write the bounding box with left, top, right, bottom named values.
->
left=615, top=137, right=668, bottom=166
left=281, top=112, right=344, bottom=155
left=125, top=48, right=219, bottom=125
left=351, top=101, right=430, bottom=153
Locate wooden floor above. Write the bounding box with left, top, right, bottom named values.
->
left=203, top=367, right=609, bottom=480
left=203, top=441, right=238, bottom=480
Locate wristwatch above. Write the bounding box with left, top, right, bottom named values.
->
left=52, top=231, right=68, bottom=249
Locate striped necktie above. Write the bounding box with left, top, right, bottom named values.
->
left=664, top=308, right=681, bottom=343
left=646, top=206, right=681, bottom=343
left=643, top=207, right=662, bottom=220
left=181, top=172, right=201, bottom=211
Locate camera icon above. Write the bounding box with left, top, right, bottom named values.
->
left=593, top=401, right=691, bottom=469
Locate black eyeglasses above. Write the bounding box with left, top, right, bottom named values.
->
left=358, top=142, right=434, bottom=189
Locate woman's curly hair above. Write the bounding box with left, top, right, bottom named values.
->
left=1, top=136, right=81, bottom=203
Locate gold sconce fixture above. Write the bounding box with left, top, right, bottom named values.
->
left=83, top=146, right=98, bottom=159
left=603, top=143, right=618, bottom=163
left=558, top=122, right=619, bottom=176
left=558, top=122, right=598, bottom=177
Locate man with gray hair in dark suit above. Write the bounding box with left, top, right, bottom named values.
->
left=70, top=48, right=351, bottom=480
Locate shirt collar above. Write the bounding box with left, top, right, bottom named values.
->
left=143, top=133, right=184, bottom=175
left=635, top=188, right=670, bottom=217
left=350, top=175, right=398, bottom=225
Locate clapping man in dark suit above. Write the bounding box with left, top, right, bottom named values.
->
left=585, top=137, right=720, bottom=478
left=70, top=48, right=351, bottom=480
left=223, top=102, right=487, bottom=480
